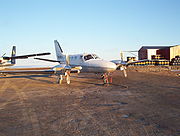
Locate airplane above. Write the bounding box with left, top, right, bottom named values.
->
left=0, top=46, right=51, bottom=69
left=110, top=59, right=128, bottom=77
left=0, top=40, right=127, bottom=84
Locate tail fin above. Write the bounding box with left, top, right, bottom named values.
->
left=54, top=40, right=65, bottom=63
left=11, top=46, right=16, bottom=64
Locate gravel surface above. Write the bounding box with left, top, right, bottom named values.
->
left=0, top=69, right=179, bottom=136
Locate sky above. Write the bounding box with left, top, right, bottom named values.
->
left=0, top=0, right=180, bottom=66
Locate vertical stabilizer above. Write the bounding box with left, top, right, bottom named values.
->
left=54, top=40, right=65, bottom=63
left=11, top=46, right=16, bottom=64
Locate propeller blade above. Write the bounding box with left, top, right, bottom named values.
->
left=64, top=55, right=71, bottom=71
left=66, top=55, right=70, bottom=66
left=123, top=69, right=127, bottom=77
left=120, top=66, right=127, bottom=77
left=53, top=55, right=73, bottom=84
left=66, top=71, right=71, bottom=84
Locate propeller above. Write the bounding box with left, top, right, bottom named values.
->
left=66, top=55, right=70, bottom=66
left=52, top=55, right=81, bottom=84
left=53, top=55, right=72, bottom=84
left=120, top=65, right=127, bottom=77
left=65, top=55, right=71, bottom=84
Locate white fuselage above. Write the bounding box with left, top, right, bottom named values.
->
left=60, top=53, right=117, bottom=73
left=0, top=58, right=13, bottom=69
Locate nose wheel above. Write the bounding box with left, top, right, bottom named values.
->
left=102, top=72, right=112, bottom=85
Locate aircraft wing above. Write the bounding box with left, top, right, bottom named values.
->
left=0, top=69, right=55, bottom=74
left=34, top=58, right=61, bottom=63
left=3, top=52, right=51, bottom=60
left=0, top=66, right=82, bottom=75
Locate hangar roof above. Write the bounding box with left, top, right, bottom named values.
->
left=139, top=46, right=170, bottom=51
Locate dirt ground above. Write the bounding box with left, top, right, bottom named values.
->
left=0, top=68, right=179, bottom=136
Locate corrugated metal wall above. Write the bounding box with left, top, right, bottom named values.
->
left=170, top=45, right=180, bottom=60
left=157, top=48, right=170, bottom=60
left=138, top=48, right=147, bottom=60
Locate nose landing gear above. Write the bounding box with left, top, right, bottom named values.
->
left=102, top=72, right=112, bottom=85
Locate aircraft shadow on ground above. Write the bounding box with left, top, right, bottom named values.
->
left=71, top=75, right=101, bottom=79
left=0, top=74, right=103, bottom=85
left=74, top=80, right=104, bottom=86
left=0, top=74, right=54, bottom=84
left=0, top=74, right=129, bottom=87
left=72, top=79, right=128, bottom=88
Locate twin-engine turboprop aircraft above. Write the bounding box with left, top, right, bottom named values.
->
left=0, top=46, right=50, bottom=69
left=0, top=40, right=127, bottom=84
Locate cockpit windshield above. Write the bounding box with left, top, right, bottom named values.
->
left=92, top=54, right=100, bottom=59
left=84, top=54, right=94, bottom=61
left=84, top=54, right=100, bottom=61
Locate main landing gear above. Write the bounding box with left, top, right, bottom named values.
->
left=57, top=75, right=63, bottom=84
left=56, top=70, right=71, bottom=84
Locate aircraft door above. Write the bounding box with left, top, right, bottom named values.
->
left=80, top=55, right=84, bottom=64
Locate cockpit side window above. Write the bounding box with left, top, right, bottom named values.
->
left=84, top=54, right=94, bottom=61
left=92, top=54, right=100, bottom=59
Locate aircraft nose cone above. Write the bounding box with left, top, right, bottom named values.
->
left=109, top=62, right=117, bottom=70
left=97, top=60, right=117, bottom=72
left=107, top=62, right=117, bottom=71
left=85, top=60, right=117, bottom=73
